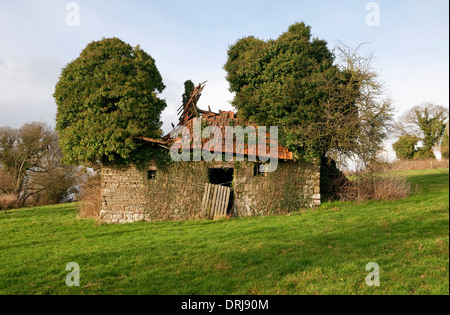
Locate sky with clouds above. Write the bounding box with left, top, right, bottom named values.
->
left=0, top=0, right=448, bottom=140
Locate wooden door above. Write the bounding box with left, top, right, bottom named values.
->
left=201, top=183, right=231, bottom=220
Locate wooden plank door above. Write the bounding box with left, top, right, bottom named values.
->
left=201, top=183, right=231, bottom=219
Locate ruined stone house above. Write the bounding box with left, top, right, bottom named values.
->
left=100, top=83, right=321, bottom=224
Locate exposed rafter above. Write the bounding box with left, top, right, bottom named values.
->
left=177, top=81, right=207, bottom=126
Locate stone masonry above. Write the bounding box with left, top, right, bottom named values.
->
left=100, top=161, right=321, bottom=224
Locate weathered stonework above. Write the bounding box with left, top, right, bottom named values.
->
left=233, top=161, right=321, bottom=217
left=100, top=160, right=321, bottom=224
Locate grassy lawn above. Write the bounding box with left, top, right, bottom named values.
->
left=0, top=168, right=448, bottom=295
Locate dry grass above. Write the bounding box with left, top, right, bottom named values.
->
left=0, top=194, right=20, bottom=211
left=337, top=173, right=412, bottom=202
left=388, top=159, right=449, bottom=171
left=344, top=159, right=449, bottom=176
left=77, top=175, right=101, bottom=219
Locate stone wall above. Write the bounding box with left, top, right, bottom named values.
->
left=100, top=160, right=320, bottom=224
left=100, top=166, right=148, bottom=223
left=233, top=161, right=320, bottom=217
left=100, top=162, right=208, bottom=223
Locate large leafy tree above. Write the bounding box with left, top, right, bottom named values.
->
left=224, top=22, right=393, bottom=164
left=396, top=103, right=449, bottom=160
left=54, top=37, right=167, bottom=166
left=392, top=135, right=419, bottom=160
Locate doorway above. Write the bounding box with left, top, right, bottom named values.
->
left=208, top=168, right=233, bottom=187
left=203, top=167, right=235, bottom=217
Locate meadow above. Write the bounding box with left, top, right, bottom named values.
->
left=0, top=168, right=448, bottom=295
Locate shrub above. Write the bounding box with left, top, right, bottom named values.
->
left=372, top=175, right=412, bottom=201
left=77, top=174, right=101, bottom=219
left=0, top=169, right=14, bottom=194
left=0, top=194, right=20, bottom=211
left=413, top=149, right=436, bottom=160
left=337, top=173, right=412, bottom=202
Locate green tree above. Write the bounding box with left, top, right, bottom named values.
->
left=224, top=23, right=393, bottom=164
left=397, top=103, right=449, bottom=160
left=392, top=135, right=419, bottom=160
left=54, top=37, right=167, bottom=166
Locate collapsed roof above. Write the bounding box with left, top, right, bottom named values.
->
left=137, top=82, right=294, bottom=160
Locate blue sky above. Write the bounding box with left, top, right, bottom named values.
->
left=0, top=0, right=448, bottom=138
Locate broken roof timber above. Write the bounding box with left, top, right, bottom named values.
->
left=177, top=81, right=207, bottom=126
left=138, top=82, right=295, bottom=161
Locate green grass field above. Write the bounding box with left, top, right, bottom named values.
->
left=0, top=168, right=448, bottom=295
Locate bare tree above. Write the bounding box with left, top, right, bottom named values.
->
left=0, top=122, right=81, bottom=206
left=321, top=42, right=394, bottom=167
